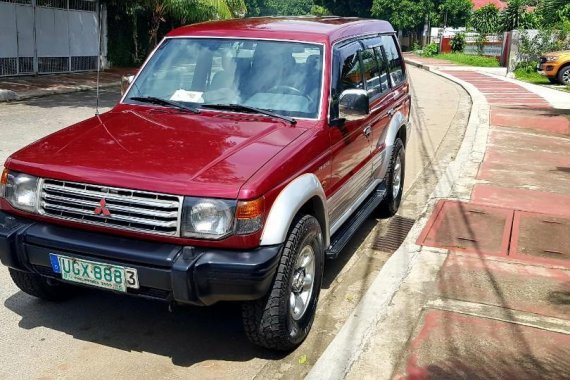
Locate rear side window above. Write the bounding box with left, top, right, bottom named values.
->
left=360, top=48, right=382, bottom=98
left=382, top=35, right=405, bottom=86
left=339, top=50, right=363, bottom=93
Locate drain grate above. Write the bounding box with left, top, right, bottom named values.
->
left=372, top=215, right=416, bottom=252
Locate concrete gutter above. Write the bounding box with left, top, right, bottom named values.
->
left=305, top=63, right=491, bottom=379
left=0, top=81, right=120, bottom=103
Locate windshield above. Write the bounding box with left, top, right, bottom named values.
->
left=125, top=38, right=324, bottom=119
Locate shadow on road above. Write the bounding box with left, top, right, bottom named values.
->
left=4, top=288, right=285, bottom=367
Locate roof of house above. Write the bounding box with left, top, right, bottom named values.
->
left=472, top=0, right=507, bottom=10
left=167, top=17, right=395, bottom=44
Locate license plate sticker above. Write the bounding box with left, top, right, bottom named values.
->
left=49, top=254, right=139, bottom=292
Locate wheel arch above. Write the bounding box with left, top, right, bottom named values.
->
left=260, top=173, right=330, bottom=248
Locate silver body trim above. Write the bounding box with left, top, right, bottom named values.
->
left=260, top=173, right=329, bottom=247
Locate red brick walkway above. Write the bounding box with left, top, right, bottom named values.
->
left=398, top=66, right=570, bottom=379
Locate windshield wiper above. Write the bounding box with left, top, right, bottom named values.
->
left=202, top=103, right=296, bottom=125
left=130, top=96, right=200, bottom=114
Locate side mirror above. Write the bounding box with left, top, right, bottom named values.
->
left=339, top=89, right=369, bottom=120
left=121, top=75, right=135, bottom=96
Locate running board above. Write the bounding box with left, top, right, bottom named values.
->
left=326, top=184, right=387, bottom=259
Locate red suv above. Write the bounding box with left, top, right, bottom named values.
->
left=0, top=17, right=410, bottom=350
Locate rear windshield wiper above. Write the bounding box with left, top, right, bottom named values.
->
left=202, top=103, right=296, bottom=125
left=130, top=96, right=200, bottom=114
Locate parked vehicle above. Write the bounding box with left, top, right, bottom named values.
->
left=537, top=50, right=570, bottom=85
left=0, top=17, right=411, bottom=351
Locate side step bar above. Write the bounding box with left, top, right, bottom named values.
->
left=326, top=184, right=387, bottom=259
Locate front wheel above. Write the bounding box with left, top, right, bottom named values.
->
left=242, top=215, right=324, bottom=351
left=558, top=66, right=570, bottom=86
left=377, top=138, right=405, bottom=218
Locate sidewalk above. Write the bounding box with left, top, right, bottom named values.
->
left=0, top=69, right=132, bottom=102
left=308, top=56, right=570, bottom=379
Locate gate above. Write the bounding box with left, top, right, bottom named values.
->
left=0, top=0, right=101, bottom=76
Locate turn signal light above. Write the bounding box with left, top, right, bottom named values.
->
left=236, top=197, right=264, bottom=219
left=235, top=197, right=265, bottom=235
left=0, top=168, right=8, bottom=198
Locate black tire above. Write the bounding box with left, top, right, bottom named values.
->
left=241, top=215, right=324, bottom=351
left=377, top=138, right=405, bottom=218
left=9, top=268, right=76, bottom=302
left=558, top=66, right=570, bottom=86
left=548, top=77, right=559, bottom=84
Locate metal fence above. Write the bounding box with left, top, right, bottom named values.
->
left=0, top=0, right=102, bottom=76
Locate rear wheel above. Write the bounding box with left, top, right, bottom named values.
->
left=242, top=215, right=324, bottom=351
left=558, top=66, right=570, bottom=86
left=9, top=268, right=76, bottom=301
left=377, top=138, right=405, bottom=218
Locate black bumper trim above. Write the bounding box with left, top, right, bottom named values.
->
left=0, top=211, right=282, bottom=305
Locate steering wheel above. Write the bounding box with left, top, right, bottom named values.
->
left=267, top=85, right=306, bottom=97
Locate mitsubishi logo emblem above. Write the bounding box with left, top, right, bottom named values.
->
left=94, top=199, right=111, bottom=217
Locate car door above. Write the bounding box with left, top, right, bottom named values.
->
left=359, top=37, right=394, bottom=180
left=327, top=41, right=373, bottom=229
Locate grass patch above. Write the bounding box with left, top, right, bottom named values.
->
left=513, top=68, right=551, bottom=85
left=432, top=53, right=500, bottom=67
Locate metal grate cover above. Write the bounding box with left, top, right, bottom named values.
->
left=39, top=179, right=183, bottom=236
left=372, top=215, right=415, bottom=252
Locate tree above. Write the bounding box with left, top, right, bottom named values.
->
left=315, top=0, right=373, bottom=17
left=469, top=3, right=501, bottom=33
left=146, top=0, right=246, bottom=47
left=371, top=0, right=435, bottom=31
left=438, top=0, right=473, bottom=28
left=536, top=0, right=570, bottom=27
left=500, top=0, right=529, bottom=31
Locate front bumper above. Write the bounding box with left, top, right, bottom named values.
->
left=0, top=212, right=281, bottom=306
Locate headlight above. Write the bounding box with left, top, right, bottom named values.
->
left=546, top=56, right=559, bottom=62
left=2, top=171, right=40, bottom=213
left=180, top=196, right=265, bottom=239
left=181, top=198, right=236, bottom=239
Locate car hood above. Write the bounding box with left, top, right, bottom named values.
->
left=544, top=50, right=570, bottom=57
left=7, top=107, right=309, bottom=198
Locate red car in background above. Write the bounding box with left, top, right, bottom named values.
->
left=0, top=17, right=411, bottom=351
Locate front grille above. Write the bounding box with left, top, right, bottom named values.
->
left=39, top=179, right=182, bottom=236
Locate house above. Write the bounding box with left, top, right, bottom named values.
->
left=472, top=0, right=507, bottom=10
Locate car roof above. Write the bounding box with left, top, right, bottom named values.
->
left=166, top=16, right=395, bottom=45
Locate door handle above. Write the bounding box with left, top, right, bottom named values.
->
left=363, top=125, right=372, bottom=138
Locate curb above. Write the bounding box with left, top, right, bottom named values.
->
left=0, top=81, right=120, bottom=103
left=404, top=58, right=508, bottom=76
left=306, top=65, right=491, bottom=379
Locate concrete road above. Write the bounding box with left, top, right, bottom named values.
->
left=0, top=66, right=470, bottom=380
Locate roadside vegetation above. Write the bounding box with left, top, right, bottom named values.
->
left=433, top=53, right=500, bottom=67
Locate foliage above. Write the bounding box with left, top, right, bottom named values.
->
left=517, top=28, right=570, bottom=65
left=475, top=33, right=487, bottom=54
left=500, top=0, right=540, bottom=31
left=310, top=4, right=331, bottom=15
left=420, top=42, right=440, bottom=56
left=433, top=53, right=501, bottom=66
left=469, top=4, right=502, bottom=34
left=438, top=0, right=473, bottom=28
left=536, top=0, right=570, bottom=28
left=514, top=66, right=551, bottom=84
left=371, top=0, right=435, bottom=31
left=450, top=32, right=466, bottom=52
left=315, top=0, right=372, bottom=17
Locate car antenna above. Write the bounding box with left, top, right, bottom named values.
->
left=95, top=0, right=102, bottom=116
